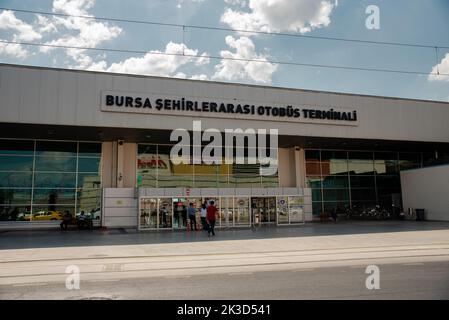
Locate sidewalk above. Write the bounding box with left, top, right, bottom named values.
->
left=1, top=220, right=449, bottom=250
left=1, top=221, right=449, bottom=286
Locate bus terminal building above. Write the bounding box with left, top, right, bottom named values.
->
left=1, top=63, right=449, bottom=230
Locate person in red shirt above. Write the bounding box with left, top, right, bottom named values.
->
left=206, top=200, right=218, bottom=237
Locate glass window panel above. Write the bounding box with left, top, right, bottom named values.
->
left=321, top=151, right=347, bottom=161
left=36, top=141, right=77, bottom=156
left=137, top=173, right=157, bottom=187
left=230, top=175, right=261, bottom=188
left=30, top=206, right=75, bottom=220
left=374, top=160, right=399, bottom=174
left=140, top=198, right=158, bottom=228
left=35, top=156, right=77, bottom=172
left=34, top=173, right=76, bottom=188
left=348, top=161, right=375, bottom=174
left=305, top=150, right=320, bottom=162
left=312, top=202, right=322, bottom=216
left=0, top=155, right=33, bottom=171
left=262, top=175, right=278, bottom=187
left=76, top=188, right=101, bottom=217
left=352, top=201, right=377, bottom=211
left=78, top=157, right=101, bottom=173
left=78, top=143, right=101, bottom=157
left=323, top=202, right=350, bottom=214
left=400, top=153, right=421, bottom=163
left=0, top=188, right=32, bottom=204
left=376, top=175, right=400, bottom=189
left=374, top=152, right=399, bottom=174
left=0, top=139, right=34, bottom=155
left=311, top=189, right=322, bottom=202
left=324, top=160, right=348, bottom=175
left=322, top=175, right=349, bottom=188
left=306, top=162, right=321, bottom=175
left=33, top=189, right=76, bottom=204
left=323, top=189, right=349, bottom=202
left=77, top=173, right=101, bottom=188
left=306, top=176, right=322, bottom=189
left=351, top=188, right=376, bottom=201
left=288, top=196, right=304, bottom=223
left=348, top=152, right=374, bottom=161
left=194, top=175, right=218, bottom=188
left=138, top=144, right=158, bottom=155
left=0, top=172, right=32, bottom=188
left=218, top=175, right=229, bottom=188
left=277, top=196, right=289, bottom=224
left=234, top=197, right=250, bottom=226
left=399, top=162, right=420, bottom=170
left=423, top=151, right=449, bottom=167
left=158, top=175, right=193, bottom=188
left=349, top=175, right=375, bottom=188
left=0, top=205, right=31, bottom=221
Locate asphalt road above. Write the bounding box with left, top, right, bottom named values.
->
left=2, top=261, right=448, bottom=300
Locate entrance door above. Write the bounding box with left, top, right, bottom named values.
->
left=251, top=197, right=277, bottom=225
left=172, top=198, right=187, bottom=229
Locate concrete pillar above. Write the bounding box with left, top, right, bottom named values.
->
left=123, top=142, right=137, bottom=188
left=294, top=147, right=306, bottom=188
left=278, top=148, right=296, bottom=187
left=101, top=141, right=117, bottom=188
left=117, top=140, right=124, bottom=188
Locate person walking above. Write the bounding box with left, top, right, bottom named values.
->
left=206, top=200, right=217, bottom=237
left=187, top=202, right=197, bottom=231
left=200, top=203, right=207, bottom=230
left=60, top=210, right=72, bottom=230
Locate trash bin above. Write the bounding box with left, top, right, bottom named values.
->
left=415, top=209, right=425, bottom=221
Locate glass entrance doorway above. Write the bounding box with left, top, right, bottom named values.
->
left=140, top=198, right=172, bottom=230
left=251, top=197, right=276, bottom=225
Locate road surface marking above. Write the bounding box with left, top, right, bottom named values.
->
left=292, top=268, right=315, bottom=272
left=13, top=282, right=48, bottom=287
left=403, top=263, right=424, bottom=266
left=227, top=272, right=253, bottom=276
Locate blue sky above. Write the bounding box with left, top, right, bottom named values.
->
left=0, top=0, right=448, bottom=101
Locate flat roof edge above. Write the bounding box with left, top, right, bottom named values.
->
left=1, top=63, right=448, bottom=105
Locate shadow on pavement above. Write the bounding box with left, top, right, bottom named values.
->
left=1, top=221, right=449, bottom=250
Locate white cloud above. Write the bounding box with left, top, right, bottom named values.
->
left=52, top=0, right=95, bottom=16
left=106, top=42, right=209, bottom=77
left=212, top=36, right=277, bottom=83
left=177, top=0, right=206, bottom=9
left=41, top=0, right=122, bottom=69
left=224, top=0, right=247, bottom=7
left=0, top=41, right=28, bottom=58
left=190, top=74, right=209, bottom=80
left=35, top=15, right=58, bottom=33
left=428, top=53, right=449, bottom=83
left=221, top=0, right=335, bottom=34
left=0, top=10, right=42, bottom=41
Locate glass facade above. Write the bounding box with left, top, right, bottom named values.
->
left=137, top=144, right=279, bottom=188
left=0, top=139, right=102, bottom=222
left=305, top=149, right=449, bottom=216
left=139, top=195, right=304, bottom=230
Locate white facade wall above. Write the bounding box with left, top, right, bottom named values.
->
left=1, top=64, right=449, bottom=143
left=400, top=165, right=449, bottom=221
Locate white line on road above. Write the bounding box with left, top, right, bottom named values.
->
left=86, top=279, right=121, bottom=283
left=13, top=282, right=48, bottom=287
left=227, top=272, right=253, bottom=276
left=164, top=275, right=192, bottom=279
left=291, top=268, right=315, bottom=272
left=403, top=263, right=424, bottom=266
